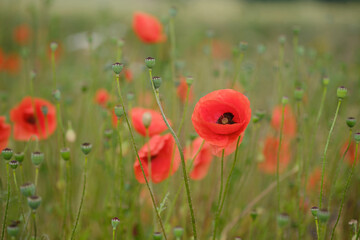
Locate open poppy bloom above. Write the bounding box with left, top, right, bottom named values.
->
left=94, top=88, right=110, bottom=107
left=10, top=97, right=57, bottom=140
left=185, top=137, right=213, bottom=180
left=271, top=105, right=297, bottom=138
left=341, top=141, right=360, bottom=166
left=134, top=134, right=180, bottom=183
left=0, top=117, right=11, bottom=151
left=258, top=136, right=291, bottom=174
left=133, top=12, right=166, bottom=44
left=130, top=107, right=169, bottom=137
left=13, top=24, right=31, bottom=45
left=191, top=89, right=251, bottom=152
left=177, top=77, right=194, bottom=103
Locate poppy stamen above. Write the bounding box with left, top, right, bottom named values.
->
left=24, top=114, right=36, bottom=125
left=217, top=112, right=235, bottom=125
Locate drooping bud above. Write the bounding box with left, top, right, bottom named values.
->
left=111, top=217, right=120, bottom=229
left=2, top=148, right=13, bottom=161
left=317, top=209, right=330, bottom=223
left=27, top=196, right=42, bottom=210
left=60, top=148, right=71, bottom=161
left=112, top=62, right=124, bottom=75
left=81, top=143, right=92, bottom=155
left=173, top=227, right=184, bottom=238
left=20, top=182, right=36, bottom=197
left=14, top=152, right=24, bottom=163
left=114, top=105, right=124, bottom=119
left=346, top=117, right=356, bottom=128
left=9, top=160, right=19, bottom=170
left=145, top=57, right=155, bottom=69
left=142, top=112, right=152, bottom=129
left=31, top=152, right=44, bottom=166
left=337, top=86, right=347, bottom=99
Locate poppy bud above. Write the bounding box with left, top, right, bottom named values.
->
left=277, top=213, right=290, bottom=227
left=354, top=132, right=360, bottom=143
left=114, top=105, right=124, bottom=119
left=127, top=93, right=135, bottom=101
left=66, top=128, right=76, bottom=143
left=31, top=152, right=44, bottom=166
left=153, top=232, right=163, bottom=240
left=250, top=210, right=258, bottom=221
left=14, top=152, right=24, bottom=163
left=152, top=76, right=162, bottom=89
left=293, top=26, right=300, bottom=36
left=322, top=76, right=329, bottom=86
left=257, top=44, right=266, bottom=54
left=41, top=105, right=48, bottom=116
left=278, top=35, right=286, bottom=46
left=142, top=112, right=152, bottom=129
left=7, top=221, right=20, bottom=237
left=337, top=86, right=347, bottom=99
left=239, top=41, right=248, bottom=52
left=169, top=6, right=177, bottom=17
left=53, top=89, right=61, bottom=101
left=81, top=142, right=92, bottom=155
left=104, top=129, right=113, bottom=138
left=50, top=42, right=58, bottom=52
left=281, top=96, right=289, bottom=105
left=111, top=217, right=120, bottom=229
left=20, top=182, right=36, bottom=197
left=186, top=76, right=193, bottom=86
left=346, top=117, right=356, bottom=128
left=9, top=160, right=18, bottom=170
left=311, top=206, right=319, bottom=217
left=2, top=148, right=13, bottom=161
left=27, top=195, right=42, bottom=210
left=317, top=209, right=330, bottom=223
left=145, top=57, right=155, bottom=69
left=60, top=148, right=70, bottom=161
left=112, top=62, right=124, bottom=75
left=294, top=88, right=304, bottom=101
left=173, top=227, right=184, bottom=238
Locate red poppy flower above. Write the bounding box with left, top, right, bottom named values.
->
left=271, top=105, right=297, bottom=138
left=130, top=107, right=169, bottom=137
left=4, top=54, right=20, bottom=74
left=0, top=117, right=11, bottom=151
left=134, top=134, right=180, bottom=183
left=211, top=40, right=231, bottom=60
left=10, top=97, right=57, bottom=141
left=341, top=141, right=360, bottom=166
left=13, top=24, right=31, bottom=45
left=94, top=88, right=110, bottom=107
left=211, top=135, right=243, bottom=157
left=191, top=89, right=251, bottom=152
left=124, top=69, right=133, bottom=83
left=133, top=12, right=166, bottom=44
left=177, top=77, right=194, bottom=103
left=307, top=168, right=326, bottom=193
left=185, top=137, right=213, bottom=180
left=258, top=136, right=291, bottom=174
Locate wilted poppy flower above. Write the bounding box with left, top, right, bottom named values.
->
left=258, top=136, right=291, bottom=174
left=10, top=97, right=57, bottom=140
left=0, top=117, right=11, bottom=151
left=307, top=168, right=325, bottom=193
left=4, top=54, right=20, bottom=74
left=133, top=12, right=166, bottom=44
left=185, top=137, right=213, bottom=180
left=177, top=77, right=193, bottom=103
left=13, top=24, right=31, bottom=45
left=130, top=107, right=169, bottom=137
left=271, top=105, right=297, bottom=138
left=191, top=89, right=251, bottom=152
left=134, top=134, right=180, bottom=183
left=341, top=141, right=360, bottom=166
left=94, top=88, right=110, bottom=107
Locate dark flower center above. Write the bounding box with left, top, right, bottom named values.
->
left=217, top=112, right=235, bottom=125
left=24, top=114, right=36, bottom=125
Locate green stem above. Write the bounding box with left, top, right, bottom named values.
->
left=212, top=149, right=225, bottom=240
left=177, top=87, right=190, bottom=135
left=113, top=228, right=116, bottom=240
left=51, top=50, right=57, bottom=89
left=13, top=170, right=25, bottom=221
left=116, top=121, right=124, bottom=234
left=32, top=211, right=37, bottom=239
left=1, top=164, right=11, bottom=240
left=232, top=53, right=244, bottom=88
left=115, top=74, right=168, bottom=240
left=277, top=104, right=286, bottom=213
left=148, top=69, right=197, bottom=239
left=330, top=142, right=359, bottom=239
left=319, top=99, right=342, bottom=209
left=35, top=167, right=39, bottom=188
left=315, top=218, right=320, bottom=240
left=70, top=155, right=88, bottom=240
left=316, top=86, right=328, bottom=126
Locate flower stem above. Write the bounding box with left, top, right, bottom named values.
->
left=148, top=69, right=197, bottom=239
left=32, top=211, right=37, bottom=239
left=13, top=170, right=25, bottom=221
left=113, top=228, right=116, bottom=240
left=319, top=99, right=342, bottom=209
left=177, top=86, right=190, bottom=135
left=115, top=74, right=168, bottom=240
left=316, top=85, right=328, bottom=126
left=35, top=167, right=39, bottom=188
left=1, top=164, right=11, bottom=240
left=330, top=142, right=359, bottom=239
left=277, top=104, right=286, bottom=213
left=116, top=121, right=124, bottom=234
left=213, top=149, right=226, bottom=240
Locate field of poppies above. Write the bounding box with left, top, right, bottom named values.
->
left=1, top=0, right=360, bottom=239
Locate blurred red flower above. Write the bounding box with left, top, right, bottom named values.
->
left=271, top=105, right=297, bottom=138
left=0, top=116, right=11, bottom=151
left=185, top=137, right=213, bottom=180
left=10, top=97, right=57, bottom=141
left=13, top=24, right=31, bottom=45
left=124, top=69, right=133, bottom=83
left=191, top=89, right=251, bottom=152
left=134, top=134, right=180, bottom=183
left=130, top=107, right=169, bottom=137
left=258, top=136, right=291, bottom=174
left=176, top=77, right=193, bottom=103
left=307, top=168, right=325, bottom=193
left=341, top=141, right=360, bottom=166
left=0, top=48, right=4, bottom=71
left=133, top=12, right=166, bottom=44
left=94, top=88, right=110, bottom=107
left=4, top=54, right=20, bottom=74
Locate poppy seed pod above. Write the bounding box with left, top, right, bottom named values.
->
left=60, top=148, right=70, bottom=161
left=322, top=76, right=330, bottom=86
left=145, top=57, right=156, bottom=68
left=2, top=147, right=13, bottom=160
left=112, top=62, right=124, bottom=75
left=239, top=41, right=248, bottom=52
left=173, top=227, right=184, bottom=238
left=337, top=86, right=347, bottom=99
left=311, top=206, right=319, bottom=217
left=7, top=221, right=20, bottom=237
left=354, top=133, right=360, bottom=143
left=20, top=182, right=36, bottom=197
left=127, top=93, right=135, bottom=101
left=9, top=160, right=19, bottom=170
left=14, top=152, right=24, bottom=163
left=250, top=210, right=258, bottom=221
left=169, top=6, right=177, bottom=17
left=293, top=26, right=300, bottom=36
left=152, top=76, right=162, bottom=89
left=277, top=213, right=290, bottom=227
left=153, top=232, right=163, bottom=240
left=111, top=217, right=120, bottom=229
left=281, top=96, right=289, bottom=105
left=50, top=42, right=58, bottom=52
left=346, top=117, right=356, bottom=128
left=53, top=89, right=61, bottom=102
left=186, top=76, right=194, bottom=86
left=294, top=88, right=304, bottom=101
left=317, top=209, right=330, bottom=223
left=114, top=105, right=124, bottom=119
left=142, top=112, right=152, bottom=129
left=104, top=129, right=113, bottom=139
left=81, top=143, right=92, bottom=155
left=31, top=152, right=44, bottom=166
left=234, top=237, right=242, bottom=240
left=27, top=195, right=42, bottom=210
